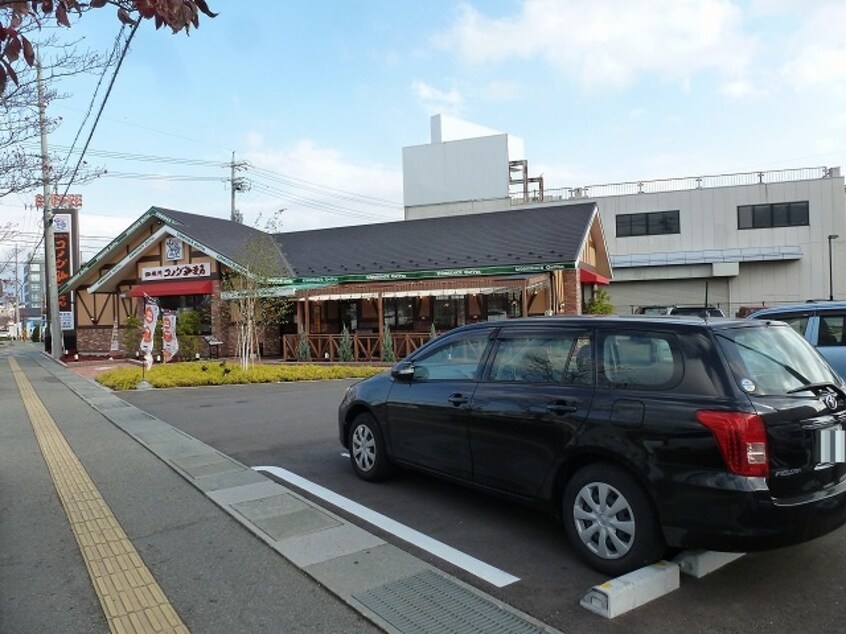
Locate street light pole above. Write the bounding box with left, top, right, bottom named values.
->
left=828, top=234, right=839, bottom=302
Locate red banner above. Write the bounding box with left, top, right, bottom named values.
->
left=54, top=233, right=72, bottom=311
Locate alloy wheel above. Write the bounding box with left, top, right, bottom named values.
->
left=351, top=424, right=376, bottom=472
left=572, top=481, right=636, bottom=560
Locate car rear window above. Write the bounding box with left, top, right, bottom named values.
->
left=716, top=324, right=839, bottom=395
left=598, top=332, right=682, bottom=389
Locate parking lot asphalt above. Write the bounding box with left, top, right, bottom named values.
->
left=7, top=344, right=846, bottom=634
left=0, top=344, right=558, bottom=634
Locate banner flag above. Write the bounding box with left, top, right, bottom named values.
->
left=140, top=296, right=159, bottom=357
left=162, top=311, right=179, bottom=363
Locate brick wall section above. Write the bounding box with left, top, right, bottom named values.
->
left=76, top=327, right=115, bottom=355
left=563, top=269, right=582, bottom=315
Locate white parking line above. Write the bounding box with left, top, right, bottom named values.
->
left=253, top=465, right=521, bottom=588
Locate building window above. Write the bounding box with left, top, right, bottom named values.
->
left=616, top=210, right=680, bottom=237
left=737, top=201, right=809, bottom=229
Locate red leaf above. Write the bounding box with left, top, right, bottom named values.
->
left=4, top=36, right=21, bottom=62
left=42, top=1, right=54, bottom=14
left=56, top=3, right=70, bottom=27
left=154, top=15, right=164, bottom=30
left=194, top=0, right=218, bottom=18
left=90, top=0, right=107, bottom=6
left=21, top=34, right=34, bottom=66
left=3, top=59, right=18, bottom=85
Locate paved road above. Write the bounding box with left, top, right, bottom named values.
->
left=121, top=380, right=846, bottom=634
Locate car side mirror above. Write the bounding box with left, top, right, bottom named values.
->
left=391, top=362, right=415, bottom=380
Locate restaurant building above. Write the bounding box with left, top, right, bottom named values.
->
left=62, top=203, right=612, bottom=360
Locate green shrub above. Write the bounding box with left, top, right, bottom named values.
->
left=31, top=325, right=41, bottom=343
left=338, top=325, right=354, bottom=362
left=381, top=325, right=395, bottom=363
left=429, top=322, right=437, bottom=341
left=176, top=309, right=202, bottom=360
left=584, top=287, right=614, bottom=315
left=122, top=315, right=142, bottom=356
left=297, top=331, right=311, bottom=361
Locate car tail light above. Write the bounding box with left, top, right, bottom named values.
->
left=695, top=410, right=769, bottom=478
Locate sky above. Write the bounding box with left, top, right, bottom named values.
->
left=3, top=0, right=846, bottom=266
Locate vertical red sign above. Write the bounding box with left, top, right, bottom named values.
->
left=54, top=233, right=72, bottom=312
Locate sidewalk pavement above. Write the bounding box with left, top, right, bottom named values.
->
left=0, top=344, right=561, bottom=634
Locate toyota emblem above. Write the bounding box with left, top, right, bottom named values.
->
left=822, top=393, right=839, bottom=411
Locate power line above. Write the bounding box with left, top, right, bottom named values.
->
left=250, top=167, right=402, bottom=210
left=57, top=20, right=141, bottom=203
left=249, top=181, right=399, bottom=222
left=21, top=143, right=404, bottom=210
left=99, top=171, right=226, bottom=182
left=56, top=25, right=128, bottom=184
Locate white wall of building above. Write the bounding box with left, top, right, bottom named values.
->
left=402, top=134, right=512, bottom=207
left=402, top=114, right=526, bottom=208
left=402, top=118, right=846, bottom=316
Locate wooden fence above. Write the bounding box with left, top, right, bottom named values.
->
left=281, top=332, right=431, bottom=362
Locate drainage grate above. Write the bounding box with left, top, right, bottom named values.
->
left=353, top=569, right=553, bottom=634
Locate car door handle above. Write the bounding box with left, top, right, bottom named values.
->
left=448, top=394, right=469, bottom=406
left=547, top=401, right=578, bottom=415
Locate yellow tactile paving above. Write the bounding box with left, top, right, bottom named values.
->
left=10, top=358, right=189, bottom=634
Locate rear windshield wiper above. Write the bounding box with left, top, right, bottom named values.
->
left=786, top=382, right=846, bottom=399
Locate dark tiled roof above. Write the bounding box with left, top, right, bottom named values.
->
left=274, top=203, right=596, bottom=277
left=152, top=207, right=293, bottom=276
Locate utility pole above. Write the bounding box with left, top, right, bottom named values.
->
left=14, top=245, right=21, bottom=340
left=230, top=151, right=249, bottom=223
left=37, top=56, right=63, bottom=358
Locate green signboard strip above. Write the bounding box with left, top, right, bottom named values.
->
left=276, top=262, right=575, bottom=287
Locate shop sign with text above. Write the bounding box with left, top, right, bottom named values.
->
left=141, top=261, right=210, bottom=281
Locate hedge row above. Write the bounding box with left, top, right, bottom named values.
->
left=95, top=362, right=385, bottom=391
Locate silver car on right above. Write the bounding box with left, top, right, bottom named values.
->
left=750, top=301, right=846, bottom=378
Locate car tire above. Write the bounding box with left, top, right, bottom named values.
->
left=349, top=413, right=393, bottom=482
left=562, top=463, right=665, bottom=576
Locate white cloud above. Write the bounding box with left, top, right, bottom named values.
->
left=720, top=78, right=763, bottom=99
left=412, top=80, right=464, bottom=115
left=436, top=0, right=756, bottom=91
left=780, top=3, right=846, bottom=91
left=241, top=140, right=404, bottom=232
left=244, top=132, right=264, bottom=150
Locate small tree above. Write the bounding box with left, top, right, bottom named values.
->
left=297, top=331, right=311, bottom=361
left=584, top=287, right=614, bottom=315
left=429, top=322, right=437, bottom=341
left=222, top=219, right=291, bottom=371
left=31, top=324, right=41, bottom=342
left=381, top=325, right=396, bottom=363
left=338, top=324, right=354, bottom=362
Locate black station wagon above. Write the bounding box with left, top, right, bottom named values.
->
left=338, top=316, right=846, bottom=575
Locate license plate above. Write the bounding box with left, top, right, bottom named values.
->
left=817, top=428, right=846, bottom=463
